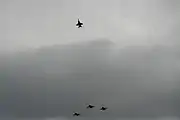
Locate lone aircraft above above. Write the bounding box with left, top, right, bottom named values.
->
left=76, top=19, right=83, bottom=28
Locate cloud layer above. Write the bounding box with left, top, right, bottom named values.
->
left=1, top=39, right=180, bottom=119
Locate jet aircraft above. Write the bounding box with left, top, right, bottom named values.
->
left=73, top=112, right=80, bottom=116
left=76, top=19, right=83, bottom=28
left=86, top=104, right=95, bottom=109
left=100, top=106, right=108, bottom=111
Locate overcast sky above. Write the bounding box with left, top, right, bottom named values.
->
left=1, top=0, right=180, bottom=53
left=1, top=39, right=180, bottom=119
left=1, top=0, right=180, bottom=120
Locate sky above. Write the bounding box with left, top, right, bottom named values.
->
left=1, top=0, right=180, bottom=53
left=1, top=0, right=180, bottom=120
left=1, top=39, right=180, bottom=119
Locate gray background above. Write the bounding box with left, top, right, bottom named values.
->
left=0, top=0, right=180, bottom=120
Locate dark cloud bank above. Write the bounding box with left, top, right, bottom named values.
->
left=1, top=39, right=180, bottom=120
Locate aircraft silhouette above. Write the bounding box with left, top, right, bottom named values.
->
left=86, top=104, right=95, bottom=109
left=73, top=112, right=80, bottom=116
left=100, top=106, right=108, bottom=111
left=76, top=19, right=83, bottom=28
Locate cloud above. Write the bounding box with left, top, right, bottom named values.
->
left=1, top=39, right=180, bottom=119
left=1, top=0, right=180, bottom=52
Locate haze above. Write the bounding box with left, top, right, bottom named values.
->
left=1, top=0, right=180, bottom=120
left=1, top=0, right=180, bottom=53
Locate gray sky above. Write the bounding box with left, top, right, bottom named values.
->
left=1, top=39, right=180, bottom=119
left=1, top=0, right=180, bottom=120
left=1, top=0, right=180, bottom=53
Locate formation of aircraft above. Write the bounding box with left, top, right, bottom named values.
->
left=73, top=104, right=108, bottom=116
left=76, top=19, right=83, bottom=28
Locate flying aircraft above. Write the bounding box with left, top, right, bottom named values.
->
left=100, top=106, right=108, bottom=111
left=73, top=112, right=80, bottom=116
left=86, top=104, right=95, bottom=109
left=76, top=19, right=83, bottom=28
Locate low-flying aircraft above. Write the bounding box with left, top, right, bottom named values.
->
left=86, top=104, right=95, bottom=109
left=100, top=106, right=108, bottom=111
left=76, top=19, right=83, bottom=28
left=73, top=112, right=80, bottom=116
